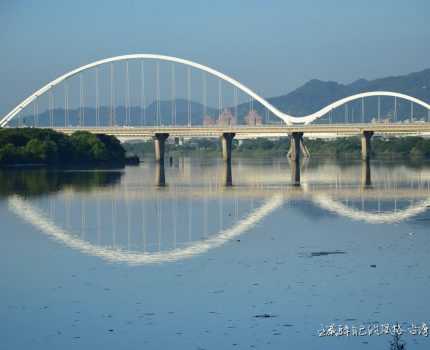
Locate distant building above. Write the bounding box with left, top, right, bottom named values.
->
left=203, top=115, right=215, bottom=126
left=217, top=108, right=236, bottom=126
left=244, top=109, right=263, bottom=126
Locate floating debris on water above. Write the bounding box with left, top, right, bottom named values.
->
left=309, top=250, right=346, bottom=257
left=254, top=314, right=277, bottom=318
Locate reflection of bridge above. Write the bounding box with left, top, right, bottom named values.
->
left=1, top=54, right=430, bottom=163
left=9, top=179, right=430, bottom=265
left=6, top=155, right=430, bottom=265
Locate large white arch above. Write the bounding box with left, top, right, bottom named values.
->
left=1, top=54, right=429, bottom=127
left=0, top=54, right=294, bottom=127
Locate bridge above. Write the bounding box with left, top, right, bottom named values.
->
left=53, top=123, right=430, bottom=162
left=1, top=53, right=430, bottom=163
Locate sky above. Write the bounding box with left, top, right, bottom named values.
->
left=1, top=0, right=429, bottom=116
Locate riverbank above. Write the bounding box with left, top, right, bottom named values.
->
left=0, top=128, right=127, bottom=167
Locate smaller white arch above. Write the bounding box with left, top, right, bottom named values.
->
left=301, top=91, right=430, bottom=124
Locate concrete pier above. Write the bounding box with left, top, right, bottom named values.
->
left=288, top=132, right=307, bottom=162
left=221, top=133, right=235, bottom=162
left=154, top=133, right=169, bottom=162
left=361, top=131, right=374, bottom=161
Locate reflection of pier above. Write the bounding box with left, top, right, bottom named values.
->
left=152, top=153, right=430, bottom=194
left=224, top=161, right=232, bottom=186
left=155, top=161, right=166, bottom=186
left=361, top=159, right=372, bottom=188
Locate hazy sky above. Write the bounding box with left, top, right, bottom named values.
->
left=1, top=0, right=429, bottom=115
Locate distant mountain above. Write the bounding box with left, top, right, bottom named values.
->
left=18, top=68, right=430, bottom=126
left=266, top=68, right=430, bottom=122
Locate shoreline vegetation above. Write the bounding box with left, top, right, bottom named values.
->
left=124, top=136, right=430, bottom=160
left=0, top=128, right=128, bottom=167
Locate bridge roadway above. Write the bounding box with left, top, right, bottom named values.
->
left=52, top=123, right=430, bottom=162
left=53, top=123, right=430, bottom=138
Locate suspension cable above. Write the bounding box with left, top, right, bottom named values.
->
left=64, top=81, right=69, bottom=127
left=234, top=87, right=238, bottom=122
left=218, top=79, right=222, bottom=115
left=79, top=74, right=84, bottom=126
left=378, top=96, right=381, bottom=122
left=95, top=67, right=99, bottom=126
left=202, top=70, right=207, bottom=117
left=140, top=60, right=145, bottom=126
left=34, top=100, right=38, bottom=127
left=187, top=66, right=191, bottom=126
left=171, top=63, right=176, bottom=125
left=125, top=61, right=130, bottom=126
left=344, top=104, right=348, bottom=123
left=394, top=96, right=397, bottom=122
left=410, top=101, right=413, bottom=121
left=49, top=90, right=54, bottom=127
left=110, top=63, right=115, bottom=126
left=156, top=61, right=160, bottom=126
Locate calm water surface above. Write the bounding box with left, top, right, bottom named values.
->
left=1, top=157, right=430, bottom=349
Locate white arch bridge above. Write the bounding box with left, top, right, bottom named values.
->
left=1, top=54, right=430, bottom=160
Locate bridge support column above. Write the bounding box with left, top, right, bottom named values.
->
left=288, top=132, right=308, bottom=161
left=154, top=133, right=169, bottom=162
left=361, top=131, right=374, bottom=161
left=221, top=133, right=235, bottom=162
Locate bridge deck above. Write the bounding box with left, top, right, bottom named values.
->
left=52, top=123, right=430, bottom=138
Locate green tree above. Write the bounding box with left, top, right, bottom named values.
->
left=24, top=139, right=47, bottom=162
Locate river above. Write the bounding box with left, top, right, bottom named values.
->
left=1, top=157, right=429, bottom=349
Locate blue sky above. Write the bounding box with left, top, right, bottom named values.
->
left=1, top=0, right=429, bottom=115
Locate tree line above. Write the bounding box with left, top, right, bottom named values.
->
left=0, top=128, right=126, bottom=166
left=123, top=136, right=430, bottom=159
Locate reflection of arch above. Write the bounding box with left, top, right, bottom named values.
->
left=8, top=194, right=283, bottom=265
left=1, top=53, right=429, bottom=127
left=312, top=194, right=430, bottom=224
